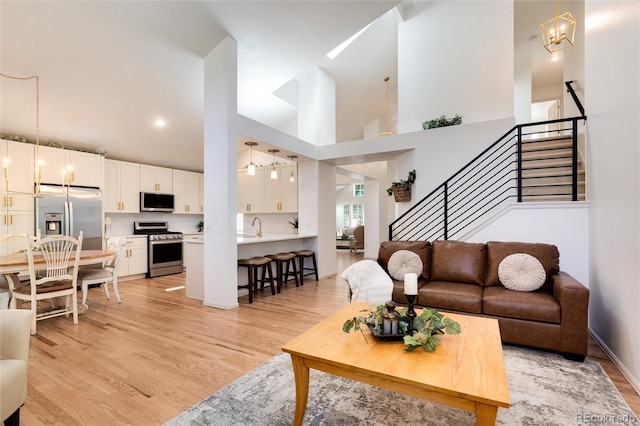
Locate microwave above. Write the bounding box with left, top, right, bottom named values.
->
left=140, top=192, right=175, bottom=212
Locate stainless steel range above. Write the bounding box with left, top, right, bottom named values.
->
left=134, top=221, right=183, bottom=278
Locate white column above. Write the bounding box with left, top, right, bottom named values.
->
left=203, top=37, right=239, bottom=309
left=297, top=67, right=336, bottom=146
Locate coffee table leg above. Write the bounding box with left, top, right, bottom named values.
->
left=290, top=355, right=309, bottom=426
left=475, top=403, right=498, bottom=426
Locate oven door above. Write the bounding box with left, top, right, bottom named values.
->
left=148, top=239, right=183, bottom=277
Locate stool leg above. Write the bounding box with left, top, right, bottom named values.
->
left=266, top=262, right=276, bottom=295
left=247, top=266, right=254, bottom=304
left=298, top=255, right=304, bottom=284
left=291, top=258, right=300, bottom=287
left=311, top=254, right=319, bottom=281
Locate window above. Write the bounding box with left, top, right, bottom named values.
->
left=354, top=183, right=365, bottom=197
left=343, top=203, right=364, bottom=228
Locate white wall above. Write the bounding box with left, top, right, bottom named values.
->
left=397, top=0, right=514, bottom=133
left=465, top=202, right=589, bottom=287
left=297, top=67, right=336, bottom=146
left=585, top=0, right=640, bottom=393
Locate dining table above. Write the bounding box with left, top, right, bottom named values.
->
left=0, top=250, right=116, bottom=310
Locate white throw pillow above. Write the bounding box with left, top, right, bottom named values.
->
left=498, top=253, right=546, bottom=292
left=387, top=250, right=423, bottom=281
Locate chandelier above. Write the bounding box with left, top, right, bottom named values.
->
left=540, top=0, right=576, bottom=53
left=379, top=76, right=393, bottom=137
left=0, top=72, right=43, bottom=198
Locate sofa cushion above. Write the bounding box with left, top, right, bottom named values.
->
left=418, top=281, right=483, bottom=314
left=387, top=250, right=424, bottom=281
left=378, top=241, right=430, bottom=281
left=498, top=253, right=546, bottom=292
left=483, top=285, right=560, bottom=323
left=485, top=241, right=559, bottom=291
left=430, top=240, right=486, bottom=286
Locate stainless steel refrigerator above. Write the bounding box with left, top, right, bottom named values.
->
left=35, top=184, right=103, bottom=250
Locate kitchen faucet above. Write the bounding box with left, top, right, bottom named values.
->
left=251, top=217, right=262, bottom=237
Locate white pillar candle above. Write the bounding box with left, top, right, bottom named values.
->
left=404, top=272, right=418, bottom=295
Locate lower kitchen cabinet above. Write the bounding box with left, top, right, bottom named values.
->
left=118, top=236, right=147, bottom=278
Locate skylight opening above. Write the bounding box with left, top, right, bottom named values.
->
left=327, top=22, right=374, bottom=60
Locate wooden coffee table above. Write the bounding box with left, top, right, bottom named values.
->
left=282, top=301, right=510, bottom=426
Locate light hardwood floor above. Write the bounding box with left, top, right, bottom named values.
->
left=18, top=250, right=639, bottom=424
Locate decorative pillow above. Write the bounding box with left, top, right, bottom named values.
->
left=387, top=250, right=424, bottom=281
left=498, top=253, right=546, bottom=292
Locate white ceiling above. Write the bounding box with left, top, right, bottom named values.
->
left=0, top=1, right=564, bottom=174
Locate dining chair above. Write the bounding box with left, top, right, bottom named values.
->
left=77, top=236, right=126, bottom=305
left=1, top=233, right=40, bottom=310
left=12, top=232, right=83, bottom=335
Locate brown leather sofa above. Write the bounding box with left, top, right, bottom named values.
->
left=377, top=240, right=590, bottom=359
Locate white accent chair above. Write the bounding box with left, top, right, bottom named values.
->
left=77, top=237, right=126, bottom=305
left=0, top=309, right=35, bottom=426
left=12, top=232, right=83, bottom=335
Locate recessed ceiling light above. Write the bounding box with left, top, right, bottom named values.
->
left=155, top=119, right=166, bottom=127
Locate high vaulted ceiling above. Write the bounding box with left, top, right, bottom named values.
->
left=1, top=1, right=565, bottom=174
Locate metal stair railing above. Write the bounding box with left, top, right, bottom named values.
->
left=389, top=115, right=586, bottom=241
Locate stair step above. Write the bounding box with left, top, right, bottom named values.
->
left=522, top=182, right=585, bottom=196
left=521, top=138, right=572, bottom=151
left=522, top=193, right=586, bottom=202
left=522, top=157, right=574, bottom=169
left=521, top=147, right=573, bottom=161
left=522, top=175, right=585, bottom=186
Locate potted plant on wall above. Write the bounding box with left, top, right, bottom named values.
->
left=288, top=217, right=299, bottom=234
left=386, top=170, right=416, bottom=202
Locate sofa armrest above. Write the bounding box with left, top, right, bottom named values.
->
left=552, top=271, right=589, bottom=355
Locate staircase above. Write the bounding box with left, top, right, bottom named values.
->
left=389, top=116, right=587, bottom=241
left=520, top=135, right=586, bottom=202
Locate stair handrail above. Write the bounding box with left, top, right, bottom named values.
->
left=565, top=81, right=585, bottom=118
left=389, top=115, right=587, bottom=241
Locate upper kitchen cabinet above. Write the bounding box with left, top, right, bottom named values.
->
left=104, top=159, right=140, bottom=213
left=173, top=170, right=201, bottom=214
left=199, top=173, right=204, bottom=214
left=139, top=164, right=173, bottom=193
left=1, top=139, right=35, bottom=210
left=237, top=167, right=265, bottom=213
left=37, top=145, right=103, bottom=187
left=264, top=163, right=297, bottom=213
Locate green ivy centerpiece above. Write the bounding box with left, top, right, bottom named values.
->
left=343, top=303, right=461, bottom=352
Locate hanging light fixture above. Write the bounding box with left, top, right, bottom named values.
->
left=0, top=72, right=43, bottom=197
left=540, top=0, right=576, bottom=53
left=268, top=149, right=280, bottom=180
left=244, top=141, right=258, bottom=176
left=287, top=155, right=298, bottom=183
left=379, top=76, right=393, bottom=137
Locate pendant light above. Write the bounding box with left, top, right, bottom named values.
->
left=287, top=155, right=298, bottom=183
left=244, top=141, right=258, bottom=175
left=0, top=72, right=44, bottom=197
left=268, top=149, right=280, bottom=180
left=540, top=0, right=576, bottom=53
left=379, top=76, right=393, bottom=137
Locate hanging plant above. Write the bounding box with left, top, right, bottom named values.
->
left=386, top=169, right=416, bottom=202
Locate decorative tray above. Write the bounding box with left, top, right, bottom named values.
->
left=366, top=323, right=406, bottom=341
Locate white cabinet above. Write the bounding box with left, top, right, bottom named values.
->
left=37, top=145, right=102, bottom=187
left=118, top=236, right=147, bottom=278
left=139, top=164, right=173, bottom=193
left=1, top=140, right=35, bottom=247
left=264, top=163, right=297, bottom=213
left=173, top=170, right=201, bottom=214
left=237, top=167, right=265, bottom=213
left=104, top=159, right=140, bottom=213
left=198, top=173, right=204, bottom=214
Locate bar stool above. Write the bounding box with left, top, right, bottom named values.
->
left=266, top=252, right=299, bottom=292
left=293, top=250, right=318, bottom=284
left=237, top=257, right=275, bottom=303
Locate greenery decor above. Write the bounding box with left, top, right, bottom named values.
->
left=342, top=303, right=461, bottom=352
left=386, top=169, right=416, bottom=198
left=422, top=114, right=462, bottom=130
left=288, top=217, right=298, bottom=229
left=197, top=220, right=204, bottom=233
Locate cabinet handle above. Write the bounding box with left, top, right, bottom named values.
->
left=122, top=202, right=125, bottom=210
left=2, top=215, right=5, bottom=225
left=9, top=215, right=13, bottom=225
left=71, top=172, right=75, bottom=183
left=2, top=196, right=5, bottom=207
left=8, top=197, right=12, bottom=207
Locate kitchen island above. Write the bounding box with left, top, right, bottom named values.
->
left=184, top=233, right=317, bottom=301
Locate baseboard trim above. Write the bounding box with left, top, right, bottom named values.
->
left=589, top=328, right=640, bottom=396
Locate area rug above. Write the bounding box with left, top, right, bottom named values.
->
left=166, top=345, right=638, bottom=426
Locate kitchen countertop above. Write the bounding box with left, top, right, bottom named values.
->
left=183, top=233, right=316, bottom=245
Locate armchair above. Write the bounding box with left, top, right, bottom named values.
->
left=0, top=309, right=34, bottom=426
